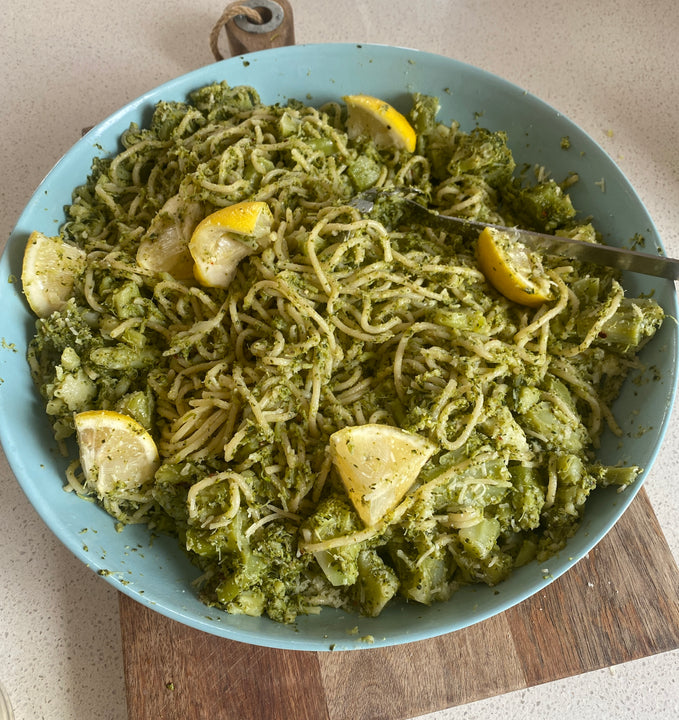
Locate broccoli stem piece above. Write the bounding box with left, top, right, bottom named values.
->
left=354, top=550, right=399, bottom=617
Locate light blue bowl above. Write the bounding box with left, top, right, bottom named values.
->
left=1, top=44, right=676, bottom=651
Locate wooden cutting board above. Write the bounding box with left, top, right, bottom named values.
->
left=120, top=488, right=679, bottom=719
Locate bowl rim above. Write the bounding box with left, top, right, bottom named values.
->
left=2, top=42, right=677, bottom=651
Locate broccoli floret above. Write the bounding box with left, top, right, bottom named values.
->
left=444, top=128, right=516, bottom=186
left=452, top=543, right=514, bottom=586
left=207, top=520, right=315, bottom=623
left=536, top=453, right=598, bottom=559
left=303, top=494, right=363, bottom=587
left=479, top=405, right=531, bottom=461
left=590, top=464, right=641, bottom=488
left=459, top=517, right=502, bottom=559
left=509, top=466, right=546, bottom=531
left=505, top=178, right=576, bottom=231
left=215, top=550, right=269, bottom=604
left=354, top=549, right=400, bottom=617
left=387, top=534, right=454, bottom=605
left=28, top=299, right=97, bottom=368
left=347, top=153, right=383, bottom=191
left=28, top=297, right=161, bottom=441
left=409, top=93, right=441, bottom=137
left=519, top=398, right=588, bottom=454
left=577, top=297, right=664, bottom=354
left=45, top=348, right=96, bottom=416
left=189, top=81, right=261, bottom=123
left=115, top=389, right=154, bottom=431
left=27, top=301, right=100, bottom=435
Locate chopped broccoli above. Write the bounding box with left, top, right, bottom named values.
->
left=354, top=550, right=400, bottom=617
left=23, top=82, right=667, bottom=625
left=387, top=534, right=453, bottom=605
left=578, top=297, right=664, bottom=354
left=409, top=93, right=441, bottom=137
left=347, top=153, right=383, bottom=191
left=509, top=466, right=546, bottom=531
left=303, top=495, right=363, bottom=587
left=504, top=178, right=576, bottom=231
left=448, top=128, right=516, bottom=185
left=189, top=81, right=261, bottom=122
left=427, top=126, right=516, bottom=187
left=459, top=517, right=501, bottom=559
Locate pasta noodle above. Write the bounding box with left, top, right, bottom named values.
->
left=28, top=82, right=665, bottom=622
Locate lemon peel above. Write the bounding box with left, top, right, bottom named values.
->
left=74, top=410, right=160, bottom=498
left=343, top=94, right=417, bottom=152
left=477, top=226, right=553, bottom=307
left=136, top=195, right=203, bottom=281
left=21, top=231, right=86, bottom=317
left=329, top=424, right=436, bottom=526
left=188, top=201, right=274, bottom=288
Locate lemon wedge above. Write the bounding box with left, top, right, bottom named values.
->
left=343, top=94, right=417, bottom=152
left=21, top=231, right=86, bottom=317
left=74, top=410, right=160, bottom=497
left=329, top=424, right=436, bottom=527
left=477, top=226, right=553, bottom=307
left=188, top=201, right=274, bottom=288
left=136, top=195, right=203, bottom=281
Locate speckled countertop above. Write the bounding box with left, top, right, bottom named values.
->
left=1, top=1, right=678, bottom=718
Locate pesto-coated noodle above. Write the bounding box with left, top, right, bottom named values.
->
left=27, top=83, right=664, bottom=623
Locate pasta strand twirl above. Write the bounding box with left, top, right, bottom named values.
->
left=26, top=82, right=664, bottom=624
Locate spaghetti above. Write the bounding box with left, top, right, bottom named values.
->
left=27, top=83, right=664, bottom=622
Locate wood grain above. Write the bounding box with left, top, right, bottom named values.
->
left=222, top=0, right=295, bottom=57
left=120, top=489, right=679, bottom=720
left=121, top=607, right=328, bottom=720
left=505, top=487, right=679, bottom=687
left=318, top=613, right=524, bottom=720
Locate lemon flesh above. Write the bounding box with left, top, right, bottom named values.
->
left=189, top=201, right=274, bottom=288
left=21, top=231, right=86, bottom=317
left=329, top=424, right=436, bottom=526
left=136, top=195, right=203, bottom=281
left=343, top=94, right=417, bottom=152
left=74, top=410, right=160, bottom=497
left=477, top=226, right=553, bottom=307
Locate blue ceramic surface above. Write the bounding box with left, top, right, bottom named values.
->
left=1, top=43, right=676, bottom=651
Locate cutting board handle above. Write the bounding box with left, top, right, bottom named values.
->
left=210, top=0, right=295, bottom=60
